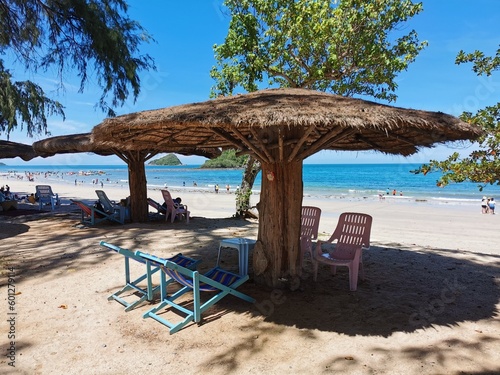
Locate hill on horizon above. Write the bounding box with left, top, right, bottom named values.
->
left=148, top=154, right=182, bottom=166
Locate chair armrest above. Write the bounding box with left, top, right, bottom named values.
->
left=315, top=240, right=325, bottom=257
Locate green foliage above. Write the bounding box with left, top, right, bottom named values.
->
left=148, top=154, right=182, bottom=166
left=0, top=61, right=64, bottom=137
left=210, top=0, right=426, bottom=100
left=414, top=47, right=500, bottom=190
left=0, top=0, right=155, bottom=137
left=200, top=150, right=249, bottom=168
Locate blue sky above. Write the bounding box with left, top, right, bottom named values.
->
left=4, top=0, right=500, bottom=166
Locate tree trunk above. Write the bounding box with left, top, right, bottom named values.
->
left=127, top=153, right=149, bottom=223
left=236, top=156, right=261, bottom=217
left=253, top=159, right=303, bottom=288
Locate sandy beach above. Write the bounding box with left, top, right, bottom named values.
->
left=1, top=176, right=499, bottom=374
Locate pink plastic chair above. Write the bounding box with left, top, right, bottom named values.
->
left=161, top=189, right=190, bottom=223
left=300, top=206, right=321, bottom=267
left=313, top=212, right=372, bottom=291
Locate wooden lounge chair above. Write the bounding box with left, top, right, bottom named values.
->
left=71, top=199, right=123, bottom=226
left=147, top=197, right=167, bottom=217
left=312, top=212, right=372, bottom=291
left=35, top=185, right=60, bottom=211
left=95, top=190, right=126, bottom=224
left=100, top=241, right=200, bottom=311
left=138, top=252, right=255, bottom=334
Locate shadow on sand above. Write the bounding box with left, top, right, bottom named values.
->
left=239, top=243, right=499, bottom=336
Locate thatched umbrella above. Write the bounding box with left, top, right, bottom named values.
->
left=91, top=88, right=482, bottom=287
left=0, top=140, right=39, bottom=161
left=33, top=133, right=221, bottom=221
left=32, top=133, right=114, bottom=157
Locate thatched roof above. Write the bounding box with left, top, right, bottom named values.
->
left=0, top=140, right=38, bottom=161
left=91, top=88, right=482, bottom=161
left=32, top=132, right=221, bottom=160
left=32, top=133, right=114, bottom=157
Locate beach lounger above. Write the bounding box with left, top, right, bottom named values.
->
left=100, top=241, right=200, bottom=312
left=312, top=212, right=372, bottom=291
left=95, top=190, right=126, bottom=224
left=147, top=197, right=167, bottom=217
left=300, top=206, right=321, bottom=268
left=35, top=185, right=60, bottom=211
left=71, top=199, right=123, bottom=226
left=138, top=251, right=255, bottom=334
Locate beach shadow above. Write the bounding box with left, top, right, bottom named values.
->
left=195, top=243, right=499, bottom=373
left=0, top=223, right=30, bottom=239
left=0, top=213, right=131, bottom=287
left=0, top=215, right=257, bottom=288
left=240, top=243, right=499, bottom=337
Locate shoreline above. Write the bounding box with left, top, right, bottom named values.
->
left=2, top=163, right=498, bottom=204
left=0, top=170, right=490, bottom=209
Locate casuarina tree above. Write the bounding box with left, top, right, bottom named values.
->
left=0, top=0, right=155, bottom=138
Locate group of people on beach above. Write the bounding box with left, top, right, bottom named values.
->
left=0, top=184, right=30, bottom=204
left=481, top=196, right=495, bottom=214
left=386, top=188, right=403, bottom=196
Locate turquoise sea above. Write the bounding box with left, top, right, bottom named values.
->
left=1, top=163, right=499, bottom=205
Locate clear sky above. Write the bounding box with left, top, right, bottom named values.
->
left=3, top=0, right=500, bottom=166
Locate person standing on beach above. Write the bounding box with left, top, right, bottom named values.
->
left=481, top=196, right=489, bottom=214
left=488, top=198, right=495, bottom=214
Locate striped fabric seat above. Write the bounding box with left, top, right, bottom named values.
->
left=139, top=252, right=255, bottom=334
left=168, top=253, right=198, bottom=268
left=163, top=266, right=240, bottom=292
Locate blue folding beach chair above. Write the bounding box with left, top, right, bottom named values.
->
left=100, top=241, right=200, bottom=312
left=137, top=252, right=255, bottom=334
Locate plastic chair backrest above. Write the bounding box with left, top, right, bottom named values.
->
left=300, top=206, right=321, bottom=258
left=328, top=212, right=372, bottom=260
left=36, top=185, right=53, bottom=197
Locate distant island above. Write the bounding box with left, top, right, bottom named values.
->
left=148, top=154, right=182, bottom=166
left=148, top=150, right=248, bottom=168
left=200, top=150, right=248, bottom=168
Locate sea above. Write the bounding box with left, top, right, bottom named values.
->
left=1, top=163, right=499, bottom=206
